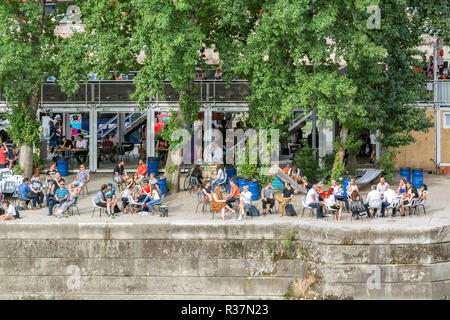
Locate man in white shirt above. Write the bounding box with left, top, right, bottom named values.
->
left=376, top=177, right=389, bottom=199
left=74, top=134, right=88, bottom=164
left=109, top=131, right=119, bottom=146
left=365, top=185, right=381, bottom=218
left=380, top=184, right=397, bottom=217
left=306, top=184, right=324, bottom=218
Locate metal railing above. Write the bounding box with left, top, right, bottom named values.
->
left=28, top=79, right=250, bottom=105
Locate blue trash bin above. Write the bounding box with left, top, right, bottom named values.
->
left=400, top=167, right=411, bottom=183
left=158, top=176, right=167, bottom=195
left=412, top=168, right=423, bottom=190
left=248, top=179, right=259, bottom=201
left=57, top=159, right=68, bottom=177
left=147, top=157, right=159, bottom=177
left=238, top=178, right=247, bottom=192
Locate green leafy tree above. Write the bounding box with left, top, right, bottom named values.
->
left=0, top=0, right=77, bottom=177
left=234, top=0, right=436, bottom=179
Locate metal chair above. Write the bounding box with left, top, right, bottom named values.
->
left=414, top=198, right=427, bottom=215
left=16, top=190, right=31, bottom=209
left=386, top=198, right=401, bottom=217
left=301, top=197, right=314, bottom=218
left=350, top=200, right=367, bottom=221
left=367, top=198, right=382, bottom=218
left=404, top=198, right=420, bottom=216
left=91, top=197, right=104, bottom=217
left=216, top=172, right=228, bottom=193
left=55, top=197, right=80, bottom=216
left=195, top=190, right=211, bottom=214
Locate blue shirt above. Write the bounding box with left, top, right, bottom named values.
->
left=55, top=188, right=69, bottom=200
left=18, top=182, right=31, bottom=196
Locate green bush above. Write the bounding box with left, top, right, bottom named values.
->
left=294, top=147, right=321, bottom=182
left=380, top=149, right=397, bottom=184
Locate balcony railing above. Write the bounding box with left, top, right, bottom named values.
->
left=0, top=80, right=249, bottom=105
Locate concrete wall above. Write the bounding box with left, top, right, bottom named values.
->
left=394, top=108, right=436, bottom=171
left=0, top=222, right=448, bottom=300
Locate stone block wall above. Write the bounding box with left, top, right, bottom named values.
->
left=0, top=222, right=448, bottom=299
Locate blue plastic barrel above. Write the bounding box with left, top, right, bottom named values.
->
left=147, top=157, right=159, bottom=176
left=343, top=177, right=350, bottom=197
left=238, top=178, right=247, bottom=192
left=158, top=176, right=167, bottom=195
left=400, top=167, right=411, bottom=183
left=412, top=168, right=423, bottom=190
left=226, top=167, right=237, bottom=180
left=57, top=159, right=68, bottom=177
left=248, top=179, right=259, bottom=201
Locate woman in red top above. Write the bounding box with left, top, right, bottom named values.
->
left=137, top=159, right=148, bottom=179
left=0, top=141, right=8, bottom=169
left=226, top=178, right=240, bottom=211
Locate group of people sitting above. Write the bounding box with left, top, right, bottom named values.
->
left=303, top=176, right=428, bottom=219
left=8, top=162, right=91, bottom=219
left=107, top=164, right=163, bottom=216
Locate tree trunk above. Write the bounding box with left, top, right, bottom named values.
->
left=335, top=126, right=348, bottom=165
left=19, top=145, right=34, bottom=178
left=19, top=85, right=40, bottom=178
left=164, top=108, right=187, bottom=193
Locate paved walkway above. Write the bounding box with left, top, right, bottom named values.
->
left=3, top=171, right=450, bottom=229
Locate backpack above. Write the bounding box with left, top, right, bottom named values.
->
left=285, top=203, right=297, bottom=216
left=13, top=206, right=20, bottom=219
left=246, top=205, right=260, bottom=217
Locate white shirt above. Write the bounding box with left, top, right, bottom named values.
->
left=241, top=191, right=252, bottom=205
left=370, top=134, right=377, bottom=145
left=152, top=189, right=160, bottom=201
left=366, top=190, right=381, bottom=204
left=216, top=168, right=224, bottom=180
left=306, top=188, right=318, bottom=206
left=110, top=135, right=119, bottom=146
left=376, top=182, right=389, bottom=195
left=384, top=189, right=397, bottom=204
left=326, top=195, right=336, bottom=207
left=6, top=205, right=17, bottom=217
left=76, top=139, right=87, bottom=150
left=330, top=185, right=340, bottom=195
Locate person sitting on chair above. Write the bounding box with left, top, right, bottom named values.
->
left=275, top=182, right=294, bottom=217
left=61, top=136, right=73, bottom=150
left=142, top=184, right=162, bottom=214
left=418, top=184, right=428, bottom=200
left=53, top=184, right=82, bottom=218
left=380, top=184, right=397, bottom=217
left=300, top=176, right=312, bottom=190
left=400, top=182, right=418, bottom=216
left=94, top=184, right=112, bottom=215
left=71, top=164, right=90, bottom=188
left=330, top=180, right=350, bottom=213
left=325, top=188, right=341, bottom=221
left=17, top=178, right=38, bottom=210
left=306, top=184, right=324, bottom=219
left=148, top=173, right=158, bottom=185
left=364, top=185, right=381, bottom=218
left=239, top=185, right=256, bottom=220
left=136, top=159, right=148, bottom=180
left=261, top=181, right=275, bottom=215
left=113, top=160, right=128, bottom=185
left=211, top=186, right=235, bottom=221
left=121, top=178, right=134, bottom=214
left=74, top=135, right=88, bottom=164
left=226, top=178, right=240, bottom=211
left=48, top=179, right=69, bottom=216
left=211, top=164, right=225, bottom=191
left=201, top=180, right=213, bottom=202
